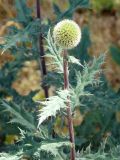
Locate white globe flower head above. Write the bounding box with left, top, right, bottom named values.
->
left=53, top=19, right=81, bottom=50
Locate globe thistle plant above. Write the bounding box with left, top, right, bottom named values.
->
left=53, top=19, right=81, bottom=49
left=53, top=19, right=81, bottom=160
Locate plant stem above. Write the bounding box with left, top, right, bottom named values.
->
left=63, top=50, right=76, bottom=160
left=36, top=0, right=48, bottom=98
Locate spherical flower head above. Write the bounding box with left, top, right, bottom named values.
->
left=53, top=19, right=81, bottom=50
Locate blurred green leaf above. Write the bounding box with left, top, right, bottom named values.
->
left=15, top=0, right=32, bottom=24
left=56, top=0, right=90, bottom=20
left=53, top=3, right=62, bottom=17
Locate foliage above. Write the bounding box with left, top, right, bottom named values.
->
left=54, top=0, right=90, bottom=21
left=0, top=151, right=23, bottom=160
left=0, top=0, right=120, bottom=160
left=38, top=28, right=104, bottom=127
left=1, top=142, right=120, bottom=160
left=76, top=144, right=120, bottom=160
left=71, top=54, right=104, bottom=108
left=74, top=79, right=120, bottom=149
left=38, top=90, right=69, bottom=126
left=1, top=100, right=37, bottom=132
left=45, top=30, right=63, bottom=73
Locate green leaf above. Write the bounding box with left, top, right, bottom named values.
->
left=1, top=19, right=40, bottom=54
left=40, top=140, right=71, bottom=157
left=38, top=90, right=69, bottom=126
left=71, top=54, right=105, bottom=107
left=69, top=0, right=90, bottom=8
left=55, top=0, right=90, bottom=21
left=53, top=3, right=62, bottom=16
left=45, top=30, right=63, bottom=73
left=1, top=101, right=37, bottom=132
left=15, top=0, right=32, bottom=23
left=0, top=151, right=23, bottom=160
left=69, top=56, right=83, bottom=66
left=1, top=32, right=28, bottom=54
left=76, top=144, right=120, bottom=160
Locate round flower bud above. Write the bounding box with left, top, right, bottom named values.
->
left=53, top=19, right=81, bottom=49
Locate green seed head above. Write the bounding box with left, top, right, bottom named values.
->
left=53, top=19, right=81, bottom=50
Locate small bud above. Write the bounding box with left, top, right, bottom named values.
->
left=53, top=19, right=81, bottom=49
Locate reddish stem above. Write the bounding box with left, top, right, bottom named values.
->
left=36, top=0, right=48, bottom=98
left=63, top=50, right=76, bottom=160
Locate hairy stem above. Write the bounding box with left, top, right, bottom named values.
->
left=36, top=0, right=48, bottom=98
left=63, top=50, right=75, bottom=160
